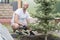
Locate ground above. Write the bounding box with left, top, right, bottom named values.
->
left=2, top=24, right=60, bottom=40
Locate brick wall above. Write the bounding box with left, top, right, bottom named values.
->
left=0, top=4, right=13, bottom=24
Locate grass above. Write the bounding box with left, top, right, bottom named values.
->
left=2, top=24, right=13, bottom=33
left=2, top=24, right=60, bottom=40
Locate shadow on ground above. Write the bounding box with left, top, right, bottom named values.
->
left=12, top=34, right=60, bottom=40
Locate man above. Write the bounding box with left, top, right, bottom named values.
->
left=11, top=2, right=34, bottom=35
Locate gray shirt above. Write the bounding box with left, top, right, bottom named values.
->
left=11, top=8, right=30, bottom=26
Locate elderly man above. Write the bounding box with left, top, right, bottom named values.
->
left=11, top=2, right=34, bottom=35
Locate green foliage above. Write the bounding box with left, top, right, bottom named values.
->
left=56, top=1, right=60, bottom=13
left=28, top=0, right=60, bottom=35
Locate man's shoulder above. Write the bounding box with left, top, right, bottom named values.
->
left=16, top=8, right=22, bottom=11
left=14, top=8, right=22, bottom=15
left=14, top=8, right=22, bottom=13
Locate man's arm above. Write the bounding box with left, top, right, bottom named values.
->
left=26, top=13, right=30, bottom=24
left=26, top=18, right=30, bottom=24
left=14, top=13, right=23, bottom=26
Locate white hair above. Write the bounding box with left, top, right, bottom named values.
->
left=23, top=2, right=28, bottom=4
left=22, top=2, right=29, bottom=7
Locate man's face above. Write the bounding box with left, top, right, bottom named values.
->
left=23, top=4, right=29, bottom=9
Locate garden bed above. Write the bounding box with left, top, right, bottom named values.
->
left=17, top=34, right=60, bottom=40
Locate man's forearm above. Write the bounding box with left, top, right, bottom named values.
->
left=26, top=19, right=30, bottom=24
left=15, top=21, right=23, bottom=26
left=18, top=22, right=23, bottom=26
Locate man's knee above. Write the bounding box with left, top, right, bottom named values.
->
left=12, top=23, right=19, bottom=30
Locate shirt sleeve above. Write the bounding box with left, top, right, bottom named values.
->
left=14, top=9, right=20, bottom=15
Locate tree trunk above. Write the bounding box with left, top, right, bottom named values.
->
left=45, top=35, right=47, bottom=40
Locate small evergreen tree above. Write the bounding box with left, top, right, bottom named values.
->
left=28, top=0, right=60, bottom=40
